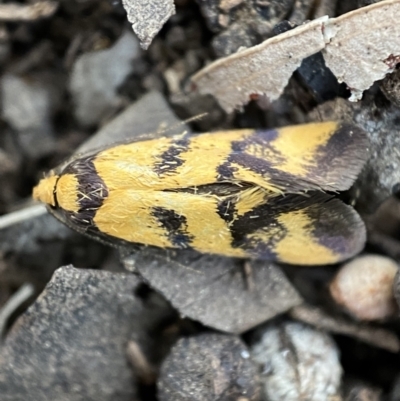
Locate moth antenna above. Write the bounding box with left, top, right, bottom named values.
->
left=156, top=113, right=208, bottom=136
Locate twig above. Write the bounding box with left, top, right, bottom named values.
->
left=0, top=204, right=47, bottom=230
left=0, top=283, right=35, bottom=342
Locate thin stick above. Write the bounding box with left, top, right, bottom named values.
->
left=0, top=204, right=47, bottom=230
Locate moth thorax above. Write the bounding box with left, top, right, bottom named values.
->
left=55, top=174, right=80, bottom=212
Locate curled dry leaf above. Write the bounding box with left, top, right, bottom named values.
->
left=191, top=17, right=328, bottom=113
left=121, top=0, right=175, bottom=50
left=192, top=0, right=400, bottom=112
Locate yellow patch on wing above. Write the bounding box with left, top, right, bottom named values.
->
left=229, top=162, right=284, bottom=193
left=93, top=189, right=173, bottom=248
left=274, top=209, right=338, bottom=265
left=160, top=130, right=253, bottom=188
left=269, top=121, right=338, bottom=176
left=93, top=136, right=174, bottom=190
left=93, top=130, right=255, bottom=191
left=180, top=196, right=246, bottom=257
left=56, top=174, right=80, bottom=212
left=94, top=189, right=247, bottom=257
left=234, top=186, right=270, bottom=217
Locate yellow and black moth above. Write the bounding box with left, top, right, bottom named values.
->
left=33, top=121, right=368, bottom=265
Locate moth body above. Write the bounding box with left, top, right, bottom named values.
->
left=33, top=121, right=369, bottom=265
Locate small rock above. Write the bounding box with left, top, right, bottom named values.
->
left=196, top=0, right=294, bottom=57
left=0, top=266, right=143, bottom=401
left=330, top=254, right=399, bottom=321
left=158, top=332, right=260, bottom=401
left=251, top=321, right=342, bottom=401
left=69, top=30, right=139, bottom=127
left=344, top=381, right=383, bottom=401
left=2, top=73, right=57, bottom=158
left=381, top=68, right=400, bottom=108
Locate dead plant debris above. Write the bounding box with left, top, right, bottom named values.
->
left=192, top=0, right=400, bottom=112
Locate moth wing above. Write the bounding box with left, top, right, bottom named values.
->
left=68, top=121, right=367, bottom=196
left=228, top=193, right=366, bottom=265
left=218, top=121, right=369, bottom=193
left=54, top=131, right=177, bottom=175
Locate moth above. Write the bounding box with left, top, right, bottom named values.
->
left=33, top=121, right=369, bottom=265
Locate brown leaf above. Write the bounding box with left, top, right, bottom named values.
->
left=123, top=248, right=303, bottom=334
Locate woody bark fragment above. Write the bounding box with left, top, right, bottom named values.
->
left=192, top=0, right=400, bottom=112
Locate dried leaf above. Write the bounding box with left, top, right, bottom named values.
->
left=192, top=0, right=400, bottom=111
left=121, top=0, right=175, bottom=50
left=191, top=17, right=327, bottom=113
left=123, top=248, right=303, bottom=334
left=323, top=0, right=400, bottom=101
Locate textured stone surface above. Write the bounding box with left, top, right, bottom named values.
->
left=2, top=74, right=57, bottom=158
left=252, top=322, right=342, bottom=401
left=158, top=333, right=260, bottom=401
left=70, top=31, right=139, bottom=126
left=0, top=266, right=143, bottom=401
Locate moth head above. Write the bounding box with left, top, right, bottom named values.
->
left=33, top=173, right=80, bottom=212
left=33, top=174, right=59, bottom=207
